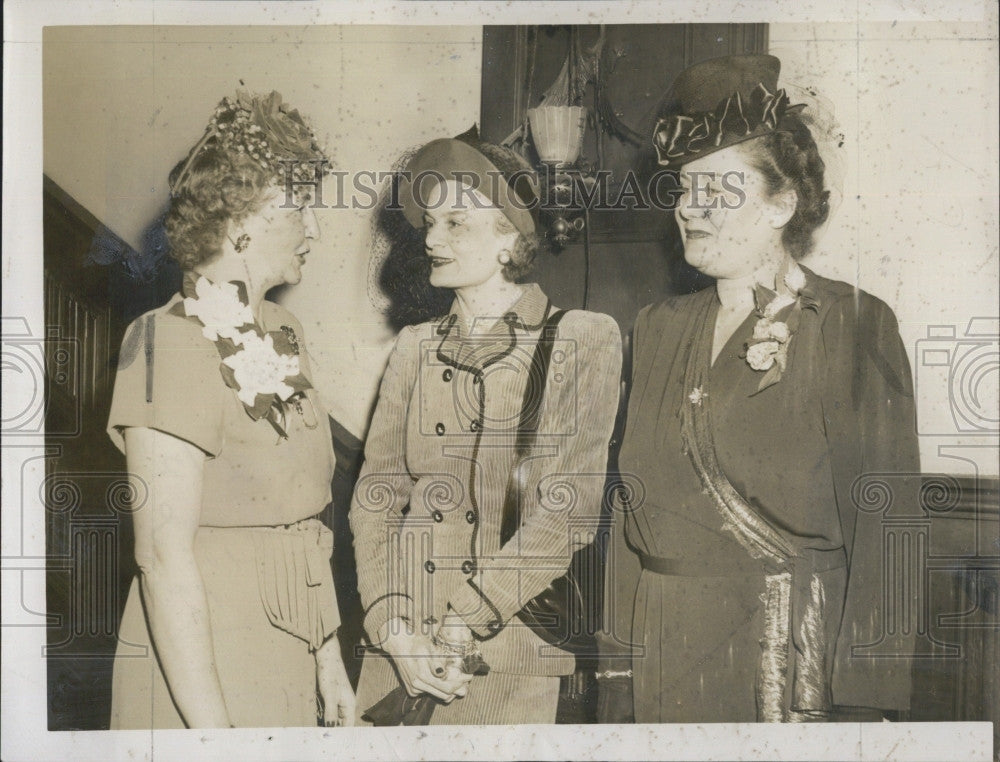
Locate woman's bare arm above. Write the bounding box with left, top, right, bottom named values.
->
left=125, top=426, right=231, bottom=728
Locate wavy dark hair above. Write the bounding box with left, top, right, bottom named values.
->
left=164, top=148, right=274, bottom=270
left=739, top=117, right=831, bottom=260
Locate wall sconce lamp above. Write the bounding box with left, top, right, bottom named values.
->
left=527, top=104, right=590, bottom=247
left=524, top=26, right=606, bottom=251
left=503, top=25, right=645, bottom=305
left=528, top=104, right=586, bottom=166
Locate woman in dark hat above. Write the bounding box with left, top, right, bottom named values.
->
left=349, top=129, right=622, bottom=724
left=107, top=90, right=355, bottom=728
left=598, top=55, right=919, bottom=722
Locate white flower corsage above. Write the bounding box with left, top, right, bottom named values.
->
left=745, top=340, right=784, bottom=372
left=222, top=332, right=301, bottom=407
left=743, top=265, right=820, bottom=393
left=170, top=273, right=312, bottom=438
left=181, top=277, right=254, bottom=342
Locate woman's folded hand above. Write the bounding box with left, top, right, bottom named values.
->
left=377, top=618, right=473, bottom=702
left=315, top=633, right=357, bottom=727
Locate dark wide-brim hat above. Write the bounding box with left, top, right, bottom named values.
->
left=398, top=125, right=539, bottom=237
left=652, top=54, right=805, bottom=167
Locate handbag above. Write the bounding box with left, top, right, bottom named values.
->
left=498, top=309, right=596, bottom=654
left=360, top=652, right=490, bottom=726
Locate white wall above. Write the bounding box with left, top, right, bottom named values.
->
left=770, top=22, right=999, bottom=476
left=44, top=25, right=483, bottom=438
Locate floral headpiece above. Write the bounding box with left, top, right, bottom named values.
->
left=170, top=89, right=330, bottom=197
left=651, top=54, right=805, bottom=168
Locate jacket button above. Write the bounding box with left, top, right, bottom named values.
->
left=431, top=510, right=444, bottom=523
left=461, top=560, right=476, bottom=574
left=442, top=368, right=453, bottom=382
left=469, top=420, right=481, bottom=432
left=424, top=560, right=436, bottom=574
left=465, top=510, right=476, bottom=524
left=435, top=422, right=445, bottom=436
left=487, top=620, right=501, bottom=632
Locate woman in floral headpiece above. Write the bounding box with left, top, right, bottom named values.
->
left=106, top=90, right=355, bottom=728
left=598, top=55, right=919, bottom=723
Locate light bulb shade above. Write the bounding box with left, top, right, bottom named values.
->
left=528, top=105, right=586, bottom=165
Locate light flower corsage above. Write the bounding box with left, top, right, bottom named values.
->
left=222, top=332, right=301, bottom=407
left=181, top=277, right=254, bottom=343
left=743, top=264, right=820, bottom=393
left=170, top=273, right=312, bottom=438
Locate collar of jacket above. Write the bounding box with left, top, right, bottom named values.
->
left=435, top=283, right=553, bottom=374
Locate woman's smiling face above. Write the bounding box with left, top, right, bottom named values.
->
left=423, top=180, right=517, bottom=292
left=675, top=141, right=791, bottom=280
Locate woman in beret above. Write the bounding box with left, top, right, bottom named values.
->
left=107, top=90, right=354, bottom=728
left=599, top=55, right=919, bottom=723
left=350, top=128, right=622, bottom=724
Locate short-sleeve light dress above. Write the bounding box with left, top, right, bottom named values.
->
left=107, top=292, right=340, bottom=728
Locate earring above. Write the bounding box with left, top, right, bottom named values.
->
left=498, top=250, right=511, bottom=265
left=229, top=233, right=251, bottom=253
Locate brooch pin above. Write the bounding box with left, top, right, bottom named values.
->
left=280, top=325, right=300, bottom=354
left=688, top=387, right=707, bottom=405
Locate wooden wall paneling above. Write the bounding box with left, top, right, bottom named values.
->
left=480, top=26, right=530, bottom=144
left=906, top=476, right=998, bottom=733
left=43, top=175, right=135, bottom=729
